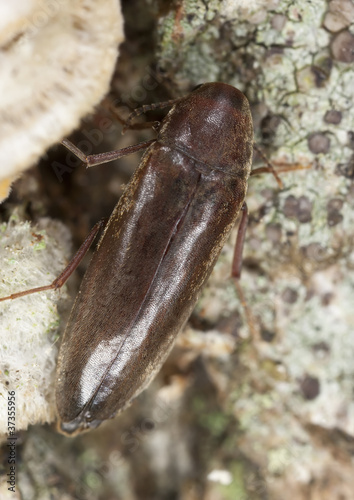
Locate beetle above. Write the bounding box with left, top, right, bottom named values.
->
left=1, top=82, right=280, bottom=435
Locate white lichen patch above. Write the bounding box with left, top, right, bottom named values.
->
left=254, top=1, right=353, bottom=169
left=0, top=218, right=71, bottom=433
left=273, top=265, right=354, bottom=431
left=157, top=1, right=354, bottom=493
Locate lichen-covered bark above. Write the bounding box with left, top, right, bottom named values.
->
left=158, top=0, right=354, bottom=498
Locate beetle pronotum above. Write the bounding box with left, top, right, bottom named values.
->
left=1, top=82, right=282, bottom=435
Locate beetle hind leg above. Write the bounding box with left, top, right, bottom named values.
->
left=231, top=203, right=258, bottom=338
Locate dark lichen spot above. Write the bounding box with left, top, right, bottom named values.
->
left=260, top=114, right=282, bottom=144
left=297, top=196, right=313, bottom=223
left=260, top=329, right=276, bottom=342
left=300, top=375, right=320, bottom=400
left=324, top=109, right=342, bottom=124
left=316, top=56, right=333, bottom=76
left=189, top=312, right=217, bottom=331
left=327, top=198, right=344, bottom=226
left=321, top=292, right=334, bottom=306
left=283, top=195, right=298, bottom=218
left=242, top=257, right=265, bottom=275
left=331, top=30, right=354, bottom=63
left=327, top=212, right=343, bottom=226
left=308, top=132, right=331, bottom=154
left=281, top=287, right=298, bottom=304
left=312, top=65, right=330, bottom=87
left=296, top=62, right=331, bottom=92
left=312, top=341, right=330, bottom=355
left=336, top=154, right=354, bottom=178
left=142, top=420, right=155, bottom=431
left=283, top=195, right=312, bottom=223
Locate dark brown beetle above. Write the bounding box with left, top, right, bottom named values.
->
left=55, top=82, right=254, bottom=434
left=2, top=82, right=266, bottom=435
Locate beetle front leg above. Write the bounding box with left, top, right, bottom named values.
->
left=120, top=98, right=181, bottom=133
left=61, top=138, right=155, bottom=168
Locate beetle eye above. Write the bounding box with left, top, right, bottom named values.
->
left=192, top=84, right=203, bottom=91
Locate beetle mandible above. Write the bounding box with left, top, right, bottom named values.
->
left=1, top=82, right=277, bottom=435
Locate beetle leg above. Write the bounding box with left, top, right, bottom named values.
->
left=252, top=144, right=283, bottom=188
left=107, top=98, right=181, bottom=134
left=121, top=98, right=181, bottom=133
left=61, top=138, right=155, bottom=168
left=0, top=219, right=107, bottom=302
left=232, top=203, right=258, bottom=338
left=109, top=104, right=161, bottom=132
